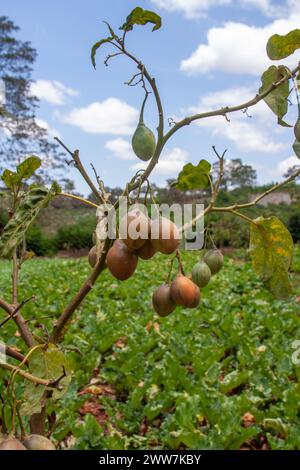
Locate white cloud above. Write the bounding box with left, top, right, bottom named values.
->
left=35, top=118, right=60, bottom=138
left=151, top=0, right=293, bottom=18
left=185, top=86, right=286, bottom=153
left=180, top=14, right=300, bottom=76
left=277, top=155, right=300, bottom=176
left=150, top=0, right=231, bottom=19
left=31, top=80, right=78, bottom=105
left=252, top=155, right=300, bottom=181
left=131, top=147, right=188, bottom=177
left=105, top=138, right=135, bottom=160
left=240, top=0, right=285, bottom=17
left=60, top=98, right=138, bottom=135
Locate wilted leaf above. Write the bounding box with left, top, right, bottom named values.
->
left=176, top=159, right=211, bottom=191
left=259, top=66, right=290, bottom=125
left=267, top=29, right=300, bottom=60
left=120, top=7, right=161, bottom=32
left=91, top=37, right=113, bottom=69
left=17, top=156, right=41, bottom=179
left=249, top=216, right=294, bottom=299
left=0, top=183, right=60, bottom=257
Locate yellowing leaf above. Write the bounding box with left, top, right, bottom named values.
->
left=267, top=29, right=300, bottom=60
left=249, top=216, right=294, bottom=299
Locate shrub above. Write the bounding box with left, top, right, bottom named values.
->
left=54, top=216, right=95, bottom=250
left=26, top=225, right=55, bottom=256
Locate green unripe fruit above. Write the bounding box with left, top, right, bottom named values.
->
left=23, top=434, right=55, bottom=450
left=294, top=118, right=300, bottom=142
left=132, top=125, right=156, bottom=161
left=191, top=261, right=211, bottom=288
left=132, top=95, right=156, bottom=161
left=203, top=249, right=224, bottom=275
left=0, top=436, right=27, bottom=450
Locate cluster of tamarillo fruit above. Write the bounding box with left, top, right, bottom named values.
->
left=88, top=209, right=180, bottom=279
left=88, top=209, right=224, bottom=317
left=152, top=247, right=224, bottom=317
left=0, top=434, right=55, bottom=450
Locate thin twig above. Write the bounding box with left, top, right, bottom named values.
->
left=54, top=137, right=103, bottom=202
left=0, top=296, right=35, bottom=328
left=163, top=62, right=300, bottom=144
left=58, top=192, right=98, bottom=209
left=0, top=362, right=56, bottom=388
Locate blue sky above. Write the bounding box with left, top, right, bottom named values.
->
left=2, top=0, right=300, bottom=194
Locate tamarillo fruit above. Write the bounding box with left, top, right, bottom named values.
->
left=136, top=239, right=157, bottom=260
left=294, top=118, right=300, bottom=142
left=132, top=95, right=156, bottom=161
left=151, top=217, right=180, bottom=255
left=191, top=261, right=211, bottom=288
left=88, top=246, right=98, bottom=268
left=203, top=249, right=224, bottom=275
left=22, top=434, right=55, bottom=451
left=0, top=436, right=27, bottom=450
left=120, top=209, right=150, bottom=250
left=106, top=239, right=138, bottom=281
left=152, top=284, right=176, bottom=316
left=170, top=273, right=200, bottom=308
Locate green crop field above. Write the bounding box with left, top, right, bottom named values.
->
left=1, top=248, right=300, bottom=450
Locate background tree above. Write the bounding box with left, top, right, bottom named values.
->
left=213, top=158, right=257, bottom=190
left=0, top=16, right=64, bottom=181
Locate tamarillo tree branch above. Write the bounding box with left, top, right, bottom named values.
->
left=180, top=159, right=300, bottom=232
left=0, top=296, right=35, bottom=329
left=0, top=298, right=35, bottom=348
left=163, top=62, right=300, bottom=144
left=12, top=249, right=18, bottom=305
left=0, top=362, right=55, bottom=387
left=212, top=167, right=300, bottom=212
left=54, top=137, right=104, bottom=204
left=50, top=238, right=112, bottom=343
left=58, top=192, right=99, bottom=209
left=105, top=42, right=165, bottom=198
left=0, top=298, right=13, bottom=315
left=5, top=346, right=26, bottom=364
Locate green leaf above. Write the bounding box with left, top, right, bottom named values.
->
left=220, top=370, right=250, bottom=394
left=263, top=418, right=288, bottom=438
left=1, top=170, right=22, bottom=190
left=17, top=156, right=41, bottom=179
left=267, top=29, right=300, bottom=60
left=259, top=66, right=289, bottom=125
left=0, top=183, right=60, bottom=257
left=91, top=37, right=113, bottom=69
left=21, top=344, right=72, bottom=416
left=249, top=216, right=294, bottom=299
left=120, top=7, right=162, bottom=32
left=176, top=159, right=211, bottom=191
left=292, top=139, right=300, bottom=158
